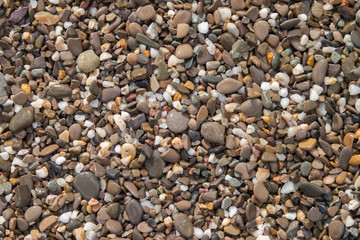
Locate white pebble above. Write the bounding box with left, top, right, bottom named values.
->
left=275, top=72, right=290, bottom=84
left=298, top=14, right=307, bottom=21
left=56, top=178, right=66, bottom=187
left=284, top=212, right=297, bottom=220
left=36, top=167, right=48, bottom=178
left=281, top=182, right=296, bottom=194
left=292, top=64, right=304, bottom=75
left=194, top=228, right=203, bottom=239
left=278, top=88, right=288, bottom=97
left=349, top=84, right=360, bottom=95
left=290, top=94, right=304, bottom=103
left=217, top=7, right=231, bottom=22
left=355, top=99, right=360, bottom=112
left=59, top=212, right=72, bottom=223
left=345, top=215, right=354, bottom=227
left=259, top=8, right=269, bottom=19
left=300, top=35, right=308, bottom=45
left=309, top=88, right=319, bottom=101
left=198, top=22, right=209, bottom=34
left=261, top=82, right=271, bottom=91
left=323, top=3, right=333, bottom=10
left=229, top=206, right=237, bottom=218
left=84, top=222, right=97, bottom=231
left=0, top=152, right=9, bottom=160
left=75, top=163, right=84, bottom=173
left=55, top=156, right=66, bottom=165
left=280, top=98, right=289, bottom=109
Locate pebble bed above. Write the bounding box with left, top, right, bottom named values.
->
left=1, top=0, right=360, bottom=239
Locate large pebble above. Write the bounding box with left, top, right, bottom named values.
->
left=253, top=181, right=269, bottom=202
left=339, top=146, right=353, bottom=170
left=106, top=219, right=123, bottom=235
left=312, top=59, right=328, bottom=84
left=34, top=11, right=60, bottom=25
left=175, top=44, right=193, bottom=59
left=216, top=78, right=242, bottom=94
left=9, top=107, right=34, bottom=133
left=125, top=199, right=143, bottom=225
left=299, top=182, right=325, bottom=197
left=328, top=220, right=344, bottom=240
left=239, top=99, right=263, bottom=117
left=24, top=206, right=42, bottom=222
left=145, top=150, right=165, bottom=178
left=73, top=172, right=100, bottom=200
left=254, top=20, right=269, bottom=42
left=201, top=122, right=225, bottom=145
left=173, top=213, right=194, bottom=238
left=47, top=84, right=72, bottom=99
left=166, top=109, right=189, bottom=133
left=77, top=50, right=100, bottom=73
left=137, top=5, right=155, bottom=21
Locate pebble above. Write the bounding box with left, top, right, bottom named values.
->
left=161, top=148, right=180, bottom=163
left=175, top=44, right=194, bottom=59
left=15, top=185, right=31, bottom=207
left=200, top=122, right=225, bottom=145
left=254, top=20, right=269, bottom=42
left=39, top=215, right=58, bottom=232
left=339, top=146, right=353, bottom=170
left=47, top=84, right=72, bottom=99
left=177, top=23, right=190, bottom=38
left=73, top=172, right=100, bottom=200
left=9, top=107, right=34, bottom=133
left=166, top=109, right=189, bottom=133
left=239, top=99, right=263, bottom=117
left=145, top=150, right=165, bottom=178
left=216, top=78, right=242, bottom=94
left=299, top=182, right=325, bottom=198
left=328, top=220, right=344, bottom=240
left=77, top=50, right=100, bottom=73
left=137, top=5, right=155, bottom=21
left=34, top=11, right=60, bottom=25
left=173, top=213, right=194, bottom=238
left=312, top=59, right=328, bottom=84
left=106, top=219, right=123, bottom=235
left=126, top=199, right=143, bottom=225
left=24, top=206, right=42, bottom=222
left=254, top=181, right=269, bottom=202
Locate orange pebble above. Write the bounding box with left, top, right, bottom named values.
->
left=120, top=39, right=127, bottom=50
left=58, top=70, right=66, bottom=79
left=184, top=81, right=195, bottom=90
left=173, top=92, right=182, bottom=101
left=197, top=85, right=205, bottom=91
left=307, top=55, right=314, bottom=66
left=330, top=161, right=339, bottom=168
left=355, top=128, right=360, bottom=138
left=21, top=84, right=31, bottom=94
left=144, top=50, right=150, bottom=57
left=261, top=116, right=271, bottom=123
left=343, top=133, right=355, bottom=147
left=267, top=52, right=274, bottom=63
